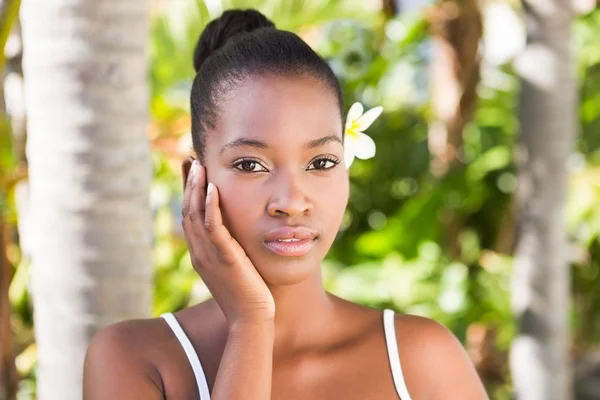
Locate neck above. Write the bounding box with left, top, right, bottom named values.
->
left=267, top=270, right=336, bottom=356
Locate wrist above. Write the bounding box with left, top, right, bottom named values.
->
left=228, top=317, right=275, bottom=335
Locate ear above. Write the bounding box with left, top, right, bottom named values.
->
left=181, top=156, right=195, bottom=189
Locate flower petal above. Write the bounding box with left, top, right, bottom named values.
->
left=345, top=102, right=364, bottom=130
left=343, top=133, right=361, bottom=168
left=344, top=148, right=355, bottom=168
left=355, top=106, right=383, bottom=132
left=353, top=132, right=376, bottom=160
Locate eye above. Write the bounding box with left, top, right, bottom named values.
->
left=307, top=156, right=340, bottom=171
left=233, top=159, right=268, bottom=173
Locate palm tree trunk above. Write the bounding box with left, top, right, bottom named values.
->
left=428, top=0, right=482, bottom=177
left=21, top=1, right=152, bottom=398
left=510, top=0, right=576, bottom=398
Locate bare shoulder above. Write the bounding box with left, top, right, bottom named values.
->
left=391, top=312, right=489, bottom=400
left=84, top=300, right=223, bottom=399
left=85, top=316, right=170, bottom=365
left=83, top=317, right=169, bottom=399
left=393, top=313, right=463, bottom=357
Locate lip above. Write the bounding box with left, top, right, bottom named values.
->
left=263, top=226, right=318, bottom=257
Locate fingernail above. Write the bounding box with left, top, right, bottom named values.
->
left=207, top=182, right=214, bottom=196
left=189, top=160, right=198, bottom=181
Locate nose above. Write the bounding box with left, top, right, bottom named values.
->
left=267, top=171, right=313, bottom=218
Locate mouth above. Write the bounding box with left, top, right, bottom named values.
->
left=263, top=226, right=318, bottom=257
left=263, top=238, right=317, bottom=257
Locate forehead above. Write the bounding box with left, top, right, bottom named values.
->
left=213, top=74, right=342, bottom=148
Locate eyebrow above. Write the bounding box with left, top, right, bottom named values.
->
left=219, top=138, right=268, bottom=155
left=219, top=134, right=343, bottom=155
left=306, top=135, right=343, bottom=148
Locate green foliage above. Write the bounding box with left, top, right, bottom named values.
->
left=0, top=0, right=22, bottom=72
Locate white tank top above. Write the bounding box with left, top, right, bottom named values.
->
left=161, top=309, right=412, bottom=399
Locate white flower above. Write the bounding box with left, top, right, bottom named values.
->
left=344, top=102, right=383, bottom=168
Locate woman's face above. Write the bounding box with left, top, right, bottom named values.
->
left=201, top=74, right=349, bottom=286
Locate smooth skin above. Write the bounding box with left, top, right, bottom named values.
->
left=83, top=74, right=489, bottom=400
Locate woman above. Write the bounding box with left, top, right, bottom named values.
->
left=83, top=8, right=488, bottom=400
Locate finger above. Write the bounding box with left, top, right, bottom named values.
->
left=187, top=161, right=207, bottom=227
left=204, top=182, right=239, bottom=263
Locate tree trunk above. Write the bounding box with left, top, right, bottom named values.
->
left=428, top=0, right=482, bottom=177
left=20, top=1, right=153, bottom=398
left=426, top=0, right=482, bottom=264
left=510, top=0, right=576, bottom=398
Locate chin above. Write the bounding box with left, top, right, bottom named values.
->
left=253, top=254, right=321, bottom=286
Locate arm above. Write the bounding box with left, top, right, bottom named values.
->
left=83, top=323, right=163, bottom=400
left=182, top=159, right=275, bottom=399
left=211, top=320, right=274, bottom=400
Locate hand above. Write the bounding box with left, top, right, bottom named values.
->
left=182, top=158, right=275, bottom=325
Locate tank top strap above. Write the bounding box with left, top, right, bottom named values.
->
left=383, top=309, right=412, bottom=400
left=161, top=313, right=211, bottom=400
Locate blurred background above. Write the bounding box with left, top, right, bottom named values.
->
left=1, top=0, right=599, bottom=399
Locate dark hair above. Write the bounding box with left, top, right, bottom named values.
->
left=190, top=9, right=344, bottom=161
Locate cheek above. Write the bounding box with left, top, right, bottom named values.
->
left=317, top=173, right=349, bottom=226
left=215, top=178, right=264, bottom=239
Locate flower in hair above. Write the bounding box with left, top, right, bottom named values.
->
left=344, top=102, right=383, bottom=168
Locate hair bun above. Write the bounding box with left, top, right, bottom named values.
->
left=193, top=9, right=275, bottom=73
